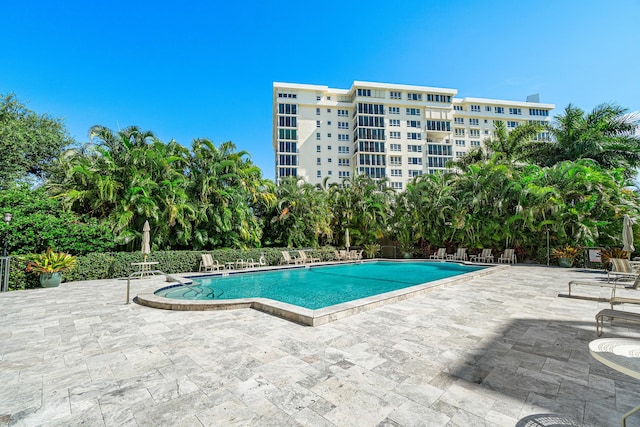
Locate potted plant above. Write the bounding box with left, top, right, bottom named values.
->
left=363, top=243, right=381, bottom=259
left=396, top=228, right=414, bottom=259
left=551, top=245, right=580, bottom=268
left=21, top=248, right=77, bottom=287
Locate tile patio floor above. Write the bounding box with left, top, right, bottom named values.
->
left=1, top=265, right=640, bottom=426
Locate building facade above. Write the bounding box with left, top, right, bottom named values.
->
left=273, top=81, right=554, bottom=189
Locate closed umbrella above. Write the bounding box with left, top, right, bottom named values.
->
left=142, top=220, right=151, bottom=261
left=623, top=214, right=634, bottom=255
left=345, top=228, right=350, bottom=252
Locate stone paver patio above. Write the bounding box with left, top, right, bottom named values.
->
left=1, top=264, right=640, bottom=426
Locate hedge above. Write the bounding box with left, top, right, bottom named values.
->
left=7, top=246, right=340, bottom=291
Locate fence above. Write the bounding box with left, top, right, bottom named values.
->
left=0, top=257, right=9, bottom=292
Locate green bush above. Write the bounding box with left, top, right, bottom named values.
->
left=8, top=246, right=340, bottom=290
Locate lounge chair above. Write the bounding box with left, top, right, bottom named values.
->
left=429, top=248, right=447, bottom=260
left=607, top=258, right=640, bottom=282
left=470, top=248, right=494, bottom=263
left=282, top=251, right=302, bottom=265
left=246, top=253, right=267, bottom=268
left=340, top=250, right=350, bottom=260
left=447, top=248, right=468, bottom=261
left=298, top=250, right=320, bottom=263
left=199, top=254, right=222, bottom=272
left=567, top=273, right=640, bottom=297
left=498, top=249, right=517, bottom=264
left=610, top=273, right=640, bottom=309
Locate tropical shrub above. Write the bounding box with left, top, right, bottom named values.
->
left=19, top=248, right=77, bottom=273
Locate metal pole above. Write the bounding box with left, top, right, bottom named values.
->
left=546, top=228, right=550, bottom=266
left=126, top=276, right=131, bottom=304
left=3, top=231, right=7, bottom=257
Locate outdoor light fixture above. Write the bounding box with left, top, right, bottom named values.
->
left=3, top=213, right=12, bottom=257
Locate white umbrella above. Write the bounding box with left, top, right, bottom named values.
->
left=345, top=228, right=350, bottom=251
left=623, top=214, right=634, bottom=254
left=142, top=220, right=151, bottom=261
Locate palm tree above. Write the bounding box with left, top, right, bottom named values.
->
left=525, top=103, right=640, bottom=177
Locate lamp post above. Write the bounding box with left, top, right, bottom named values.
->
left=3, top=213, right=12, bottom=257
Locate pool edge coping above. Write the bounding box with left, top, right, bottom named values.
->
left=135, top=260, right=509, bottom=326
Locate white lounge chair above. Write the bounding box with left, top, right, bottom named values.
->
left=470, top=248, right=494, bottom=263
left=298, top=250, right=320, bottom=263
left=567, top=273, right=640, bottom=297
left=246, top=253, right=267, bottom=268
left=429, top=248, right=447, bottom=260
left=447, top=248, right=468, bottom=261
left=282, top=251, right=302, bottom=265
left=498, top=249, right=517, bottom=264
left=607, top=258, right=640, bottom=282
left=199, top=254, right=222, bottom=272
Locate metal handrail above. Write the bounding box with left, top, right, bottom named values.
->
left=125, top=269, right=205, bottom=304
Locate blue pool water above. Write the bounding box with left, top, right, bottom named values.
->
left=156, top=261, right=484, bottom=310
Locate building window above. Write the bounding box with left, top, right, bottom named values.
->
left=338, top=146, right=350, bottom=154
left=278, top=129, right=297, bottom=140
left=327, top=109, right=331, bottom=113
left=316, top=145, right=321, bottom=152
left=454, top=129, right=465, bottom=136
left=469, top=118, right=479, bottom=126
left=338, top=134, right=349, bottom=141
left=317, top=158, right=321, bottom=165
left=338, top=171, right=350, bottom=178
left=338, top=109, right=349, bottom=117
left=278, top=116, right=297, bottom=127
left=316, top=133, right=320, bottom=140
left=327, top=133, right=332, bottom=138
left=509, top=108, right=522, bottom=115
left=278, top=104, right=297, bottom=115
left=389, top=107, right=400, bottom=114
left=278, top=141, right=297, bottom=152
left=407, top=93, right=422, bottom=101
left=485, top=106, right=492, bottom=112
left=409, top=170, right=422, bottom=177
left=426, top=121, right=451, bottom=131
left=391, top=182, right=403, bottom=190
left=338, top=158, right=350, bottom=166
left=495, top=107, right=504, bottom=114
left=390, top=169, right=402, bottom=177
left=529, top=108, right=549, bottom=116
left=456, top=151, right=465, bottom=158
left=407, top=120, right=421, bottom=128
left=469, top=129, right=480, bottom=137
left=407, top=132, right=421, bottom=140
left=316, top=108, right=320, bottom=115
left=470, top=140, right=481, bottom=147
left=390, top=119, right=400, bottom=127
left=316, top=120, right=321, bottom=128
left=390, top=143, right=401, bottom=151
left=408, top=144, right=422, bottom=152
left=278, top=92, right=297, bottom=99
left=317, top=170, right=321, bottom=178
left=357, top=88, right=372, bottom=97
left=390, top=91, right=402, bottom=99
left=427, top=94, right=452, bottom=103
left=316, top=95, right=321, bottom=101
left=408, top=157, right=422, bottom=165
left=389, top=156, right=402, bottom=165
left=484, top=130, right=490, bottom=135
left=327, top=121, right=331, bottom=126
left=406, top=108, right=421, bottom=116
left=338, top=121, right=349, bottom=129
left=507, top=121, right=518, bottom=128
left=328, top=158, right=332, bottom=163
left=470, top=105, right=481, bottom=112
left=454, top=117, right=464, bottom=124
left=390, top=131, right=401, bottom=139
left=453, top=105, right=463, bottom=111
left=455, top=139, right=466, bottom=146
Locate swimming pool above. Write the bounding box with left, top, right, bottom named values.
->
left=156, top=261, right=485, bottom=310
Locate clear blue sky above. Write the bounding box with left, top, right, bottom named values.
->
left=2, top=0, right=639, bottom=181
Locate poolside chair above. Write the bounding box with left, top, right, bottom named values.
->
left=607, top=258, right=640, bottom=282
left=246, top=253, right=267, bottom=268
left=199, top=254, right=222, bottom=272
left=429, top=248, right=447, bottom=260
left=498, top=249, right=517, bottom=264
left=567, top=272, right=640, bottom=298
left=298, top=250, right=320, bottom=263
left=339, top=250, right=350, bottom=260
left=470, top=248, right=493, bottom=263
left=282, top=250, right=302, bottom=265
left=447, top=248, right=468, bottom=261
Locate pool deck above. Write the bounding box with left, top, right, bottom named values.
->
left=1, top=264, right=640, bottom=426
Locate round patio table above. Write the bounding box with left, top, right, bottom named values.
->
left=589, top=338, right=640, bottom=426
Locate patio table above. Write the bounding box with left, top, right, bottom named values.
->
left=589, top=338, right=640, bottom=426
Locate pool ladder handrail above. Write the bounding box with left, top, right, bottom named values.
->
left=125, top=269, right=207, bottom=304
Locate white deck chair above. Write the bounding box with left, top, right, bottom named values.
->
left=498, top=249, right=517, bottom=264
left=447, top=248, right=468, bottom=261
left=429, top=248, right=447, bottom=260
left=282, top=251, right=301, bottom=265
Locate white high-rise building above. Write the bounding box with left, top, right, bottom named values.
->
left=273, top=81, right=554, bottom=189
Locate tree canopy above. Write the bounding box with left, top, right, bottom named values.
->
left=0, top=93, right=73, bottom=187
